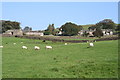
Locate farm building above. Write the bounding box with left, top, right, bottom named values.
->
left=24, top=31, right=44, bottom=36
left=78, top=29, right=114, bottom=36
left=101, top=29, right=113, bottom=36
left=3, top=29, right=23, bottom=36
left=78, top=30, right=95, bottom=36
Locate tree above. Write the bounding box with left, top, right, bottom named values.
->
left=82, top=31, right=89, bottom=37
left=88, top=25, right=96, bottom=30
left=45, top=24, right=55, bottom=35
left=1, top=20, right=21, bottom=33
left=60, top=22, right=82, bottom=36
left=23, top=26, right=32, bottom=32
left=96, top=19, right=115, bottom=29
left=44, top=31, right=50, bottom=35
left=93, top=28, right=103, bottom=38
left=116, top=24, right=120, bottom=31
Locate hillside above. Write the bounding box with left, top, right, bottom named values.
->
left=81, top=24, right=94, bottom=30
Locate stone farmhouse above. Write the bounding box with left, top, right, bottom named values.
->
left=3, top=29, right=23, bottom=36
left=78, top=29, right=114, bottom=36
left=24, top=31, right=44, bottom=36
left=3, top=29, right=44, bottom=36
left=101, top=29, right=113, bottom=36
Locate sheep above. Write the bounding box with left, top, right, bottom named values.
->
left=87, top=41, right=89, bottom=43
left=65, top=43, right=67, bottom=45
left=89, top=42, right=94, bottom=47
left=0, top=46, right=3, bottom=48
left=21, top=42, right=23, bottom=43
left=13, top=43, right=16, bottom=45
left=93, top=40, right=96, bottom=42
left=22, top=46, right=27, bottom=49
left=34, top=46, right=40, bottom=50
left=46, top=46, right=52, bottom=49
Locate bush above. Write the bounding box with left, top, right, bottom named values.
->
left=23, top=33, right=26, bottom=35
left=82, top=31, right=89, bottom=37
left=44, top=31, right=50, bottom=35
left=93, top=29, right=103, bottom=38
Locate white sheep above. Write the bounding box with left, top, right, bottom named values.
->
left=13, top=43, right=16, bottom=45
left=34, top=46, right=40, bottom=50
left=46, top=46, right=52, bottom=49
left=0, top=46, right=3, bottom=48
left=21, top=42, right=23, bottom=43
left=94, top=40, right=96, bottom=42
left=65, top=43, right=67, bottom=45
left=22, top=46, right=27, bottom=49
left=87, top=41, right=89, bottom=43
left=89, top=42, right=94, bottom=47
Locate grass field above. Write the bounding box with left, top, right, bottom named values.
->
left=2, top=37, right=118, bottom=78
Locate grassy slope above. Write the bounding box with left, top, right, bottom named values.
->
left=82, top=24, right=93, bottom=30
left=2, top=37, right=118, bottom=78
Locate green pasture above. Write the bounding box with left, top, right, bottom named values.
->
left=2, top=37, right=118, bottom=78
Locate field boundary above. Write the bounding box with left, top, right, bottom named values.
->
left=2, top=34, right=120, bottom=43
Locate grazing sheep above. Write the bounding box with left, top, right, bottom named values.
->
left=87, top=41, right=89, bottom=43
left=0, top=46, right=3, bottom=48
left=22, top=46, right=27, bottom=49
left=13, top=43, right=16, bottom=45
left=65, top=43, right=67, bottom=45
left=93, top=40, right=96, bottom=42
left=34, top=46, right=40, bottom=50
left=89, top=42, right=94, bottom=47
left=46, top=46, right=52, bottom=49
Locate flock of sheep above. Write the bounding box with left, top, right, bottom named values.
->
left=22, top=45, right=52, bottom=50
left=0, top=40, right=95, bottom=50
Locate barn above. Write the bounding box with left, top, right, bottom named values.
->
left=24, top=31, right=44, bottom=36
left=3, top=29, right=23, bottom=36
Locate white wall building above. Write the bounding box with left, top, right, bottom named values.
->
left=3, top=29, right=23, bottom=36
left=25, top=31, right=44, bottom=36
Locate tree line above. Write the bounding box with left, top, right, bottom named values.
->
left=44, top=19, right=118, bottom=37
left=0, top=19, right=119, bottom=37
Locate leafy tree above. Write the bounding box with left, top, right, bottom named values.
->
left=23, top=26, right=32, bottom=32
left=88, top=19, right=116, bottom=30
left=93, top=28, right=103, bottom=38
left=60, top=22, right=82, bottom=36
left=44, top=31, right=50, bottom=35
left=82, top=31, right=89, bottom=37
left=88, top=25, right=96, bottom=30
left=45, top=24, right=55, bottom=35
left=96, top=19, right=115, bottom=29
left=116, top=24, right=120, bottom=31
left=1, top=20, right=21, bottom=33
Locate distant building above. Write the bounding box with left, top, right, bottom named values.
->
left=78, top=29, right=114, bottom=37
left=58, top=31, right=62, bottom=35
left=78, top=30, right=94, bottom=36
left=3, top=29, right=23, bottom=36
left=24, top=31, right=44, bottom=36
left=101, top=29, right=113, bottom=36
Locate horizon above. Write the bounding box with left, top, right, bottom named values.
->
left=2, top=2, right=118, bottom=30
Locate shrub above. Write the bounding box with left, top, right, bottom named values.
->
left=93, top=29, right=103, bottom=38
left=44, top=31, right=50, bottom=35
left=82, top=31, right=89, bottom=37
